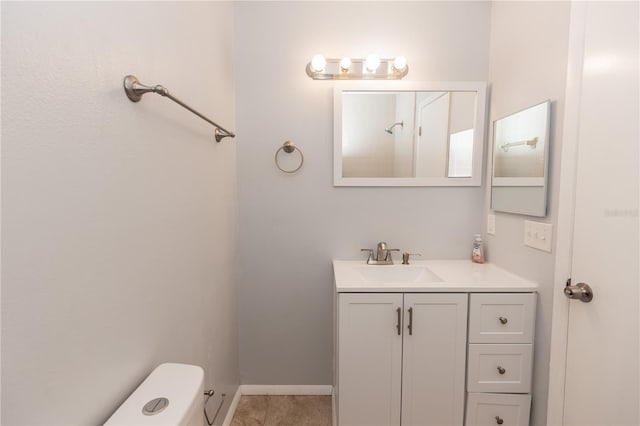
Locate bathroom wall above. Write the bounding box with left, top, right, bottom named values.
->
left=1, top=2, right=238, bottom=424
left=235, top=1, right=491, bottom=385
left=342, top=93, right=396, bottom=177
left=484, top=2, right=571, bottom=425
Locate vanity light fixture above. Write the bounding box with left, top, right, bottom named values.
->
left=339, top=57, right=352, bottom=72
left=364, top=53, right=381, bottom=72
left=306, top=53, right=409, bottom=80
left=310, top=54, right=327, bottom=73
left=393, top=56, right=407, bottom=72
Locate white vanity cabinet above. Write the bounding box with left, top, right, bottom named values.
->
left=336, top=293, right=468, bottom=426
left=333, top=260, right=538, bottom=426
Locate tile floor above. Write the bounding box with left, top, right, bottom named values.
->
left=230, top=395, right=332, bottom=426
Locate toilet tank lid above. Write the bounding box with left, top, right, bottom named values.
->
left=104, top=363, right=204, bottom=426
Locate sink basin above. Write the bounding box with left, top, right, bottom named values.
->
left=356, top=265, right=443, bottom=283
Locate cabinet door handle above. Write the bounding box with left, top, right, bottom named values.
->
left=396, top=307, right=401, bottom=335
left=408, top=307, right=413, bottom=335
left=497, top=366, right=506, bottom=375
left=499, top=316, right=508, bottom=325
left=495, top=416, right=504, bottom=425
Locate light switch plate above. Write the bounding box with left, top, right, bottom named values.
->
left=524, top=220, right=553, bottom=252
left=487, top=214, right=496, bottom=235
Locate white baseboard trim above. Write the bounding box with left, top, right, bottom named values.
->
left=240, top=384, right=333, bottom=396
left=221, top=387, right=243, bottom=426
left=221, top=384, right=333, bottom=425
left=331, top=386, right=337, bottom=426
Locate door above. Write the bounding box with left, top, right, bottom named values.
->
left=337, top=293, right=403, bottom=426
left=414, top=92, right=450, bottom=177
left=551, top=2, right=639, bottom=425
left=401, top=293, right=467, bottom=426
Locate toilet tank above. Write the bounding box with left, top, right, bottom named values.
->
left=104, top=363, right=205, bottom=426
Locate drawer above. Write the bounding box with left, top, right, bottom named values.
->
left=468, top=293, right=535, bottom=343
left=465, top=393, right=531, bottom=426
left=467, top=344, right=532, bottom=393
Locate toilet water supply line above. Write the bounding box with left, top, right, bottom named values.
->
left=204, top=389, right=226, bottom=425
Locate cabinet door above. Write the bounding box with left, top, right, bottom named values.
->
left=338, top=293, right=403, bottom=426
left=402, top=293, right=468, bottom=425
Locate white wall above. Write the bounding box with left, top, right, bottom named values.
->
left=484, top=2, right=571, bottom=425
left=1, top=2, right=239, bottom=424
left=342, top=94, right=396, bottom=177
left=234, top=1, right=490, bottom=385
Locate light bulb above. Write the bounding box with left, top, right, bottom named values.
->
left=310, top=54, right=326, bottom=73
left=365, top=53, right=381, bottom=72
left=393, top=56, right=407, bottom=71
left=340, top=56, right=352, bottom=72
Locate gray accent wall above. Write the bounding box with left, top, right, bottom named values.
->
left=234, top=1, right=491, bottom=385
left=1, top=2, right=239, bottom=424
left=484, top=2, right=571, bottom=425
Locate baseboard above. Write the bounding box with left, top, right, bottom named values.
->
left=239, top=384, right=333, bottom=396
left=221, top=387, right=243, bottom=426
left=331, top=386, right=337, bottom=426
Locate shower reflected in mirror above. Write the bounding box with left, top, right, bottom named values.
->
left=385, top=121, right=404, bottom=134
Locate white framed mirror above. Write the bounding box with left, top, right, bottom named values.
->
left=333, top=81, right=487, bottom=186
left=491, top=100, right=551, bottom=217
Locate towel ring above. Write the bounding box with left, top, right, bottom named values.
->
left=275, top=141, right=304, bottom=173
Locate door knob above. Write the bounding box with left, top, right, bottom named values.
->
left=564, top=280, right=593, bottom=303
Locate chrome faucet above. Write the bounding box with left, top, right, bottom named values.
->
left=361, top=242, right=400, bottom=265
left=376, top=242, right=388, bottom=261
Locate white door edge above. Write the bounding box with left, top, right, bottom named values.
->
left=546, top=2, right=587, bottom=425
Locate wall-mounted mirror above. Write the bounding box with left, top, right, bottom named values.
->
left=491, top=100, right=551, bottom=216
left=333, top=81, right=487, bottom=186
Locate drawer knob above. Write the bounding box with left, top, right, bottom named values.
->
left=499, top=316, right=508, bottom=325
left=497, top=366, right=506, bottom=375
left=495, top=416, right=504, bottom=425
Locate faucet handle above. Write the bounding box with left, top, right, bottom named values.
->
left=402, top=253, right=421, bottom=265
left=361, top=248, right=374, bottom=263
left=385, top=248, right=400, bottom=261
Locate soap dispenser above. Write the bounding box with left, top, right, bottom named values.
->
left=472, top=234, right=485, bottom=264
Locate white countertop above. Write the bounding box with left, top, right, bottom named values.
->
left=333, top=259, right=538, bottom=293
